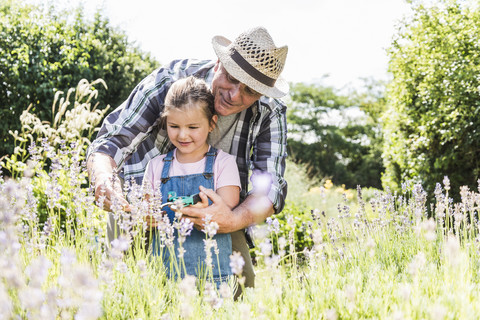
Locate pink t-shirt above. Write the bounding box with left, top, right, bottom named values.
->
left=143, top=148, right=241, bottom=193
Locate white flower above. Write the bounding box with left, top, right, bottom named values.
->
left=259, top=239, right=272, bottom=257
left=136, top=259, right=147, bottom=276
left=60, top=248, right=77, bottom=266
left=204, top=282, right=223, bottom=310
left=19, top=287, right=45, bottom=311
left=297, top=305, right=306, bottom=317
left=238, top=303, right=251, bottom=318
left=175, top=217, right=194, bottom=246
left=408, top=252, right=426, bottom=277
left=229, top=251, right=245, bottom=276
left=75, top=300, right=103, bottom=320
left=266, top=217, right=280, bottom=233
left=179, top=275, right=197, bottom=298
left=219, top=282, right=232, bottom=300
left=421, top=218, right=436, bottom=241
left=202, top=215, right=219, bottom=238
left=325, top=308, right=338, bottom=320
left=116, top=261, right=128, bottom=274
left=344, top=284, right=356, bottom=302
left=180, top=302, right=194, bottom=319
left=0, top=283, right=12, bottom=319
left=397, top=283, right=411, bottom=301
left=443, top=176, right=450, bottom=191
left=26, top=255, right=52, bottom=287
left=430, top=303, right=447, bottom=320
left=445, top=235, right=461, bottom=266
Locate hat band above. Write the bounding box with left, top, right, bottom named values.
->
left=230, top=49, right=276, bottom=87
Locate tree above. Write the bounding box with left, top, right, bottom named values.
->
left=0, top=0, right=159, bottom=157
left=383, top=0, right=480, bottom=200
left=287, top=81, right=385, bottom=189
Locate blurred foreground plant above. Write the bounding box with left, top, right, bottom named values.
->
left=1, top=79, right=480, bottom=318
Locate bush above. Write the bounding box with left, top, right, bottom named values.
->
left=2, top=79, right=110, bottom=229
left=383, top=0, right=480, bottom=201
left=0, top=0, right=159, bottom=157
left=287, top=82, right=384, bottom=189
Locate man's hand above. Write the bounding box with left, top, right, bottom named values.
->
left=144, top=213, right=163, bottom=229
left=180, top=186, right=240, bottom=233
left=87, top=153, right=130, bottom=212
left=180, top=185, right=275, bottom=234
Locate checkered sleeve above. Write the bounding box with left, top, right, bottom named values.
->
left=86, top=59, right=214, bottom=168
left=86, top=71, right=170, bottom=168
left=250, top=99, right=288, bottom=214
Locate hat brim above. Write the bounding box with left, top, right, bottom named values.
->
left=212, top=35, right=289, bottom=99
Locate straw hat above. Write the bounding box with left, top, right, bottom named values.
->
left=212, top=27, right=289, bottom=98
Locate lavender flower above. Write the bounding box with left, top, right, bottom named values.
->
left=203, top=282, right=223, bottom=310
left=111, top=234, right=131, bottom=252
left=218, top=282, right=233, bottom=299
left=202, top=215, right=219, bottom=238
left=266, top=217, right=280, bottom=234
left=443, top=176, right=451, bottom=191
left=203, top=238, right=217, bottom=270
left=0, top=283, right=12, bottom=319
left=259, top=239, right=272, bottom=257
left=179, top=275, right=198, bottom=298
left=229, top=251, right=245, bottom=276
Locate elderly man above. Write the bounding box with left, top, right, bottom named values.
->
left=87, top=26, right=289, bottom=289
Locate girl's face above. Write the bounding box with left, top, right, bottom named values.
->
left=166, top=102, right=217, bottom=162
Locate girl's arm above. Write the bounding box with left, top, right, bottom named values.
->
left=216, top=185, right=240, bottom=209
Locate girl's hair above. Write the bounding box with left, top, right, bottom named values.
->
left=162, top=76, right=215, bottom=126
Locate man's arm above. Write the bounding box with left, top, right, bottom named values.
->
left=254, top=99, right=288, bottom=214
left=87, top=152, right=129, bottom=211
left=181, top=99, right=287, bottom=232
left=182, top=185, right=274, bottom=233
left=87, top=59, right=217, bottom=207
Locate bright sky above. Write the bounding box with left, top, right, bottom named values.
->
left=40, top=0, right=412, bottom=89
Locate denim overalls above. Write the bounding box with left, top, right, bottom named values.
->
left=152, top=147, right=232, bottom=281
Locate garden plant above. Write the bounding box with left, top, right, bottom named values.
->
left=1, top=80, right=480, bottom=319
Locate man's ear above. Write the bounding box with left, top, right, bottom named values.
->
left=209, top=115, right=218, bottom=132
left=214, top=59, right=221, bottom=72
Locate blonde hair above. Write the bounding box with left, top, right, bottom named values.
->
left=162, top=76, right=215, bottom=126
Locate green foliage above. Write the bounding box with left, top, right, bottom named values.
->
left=287, top=82, right=385, bottom=189
left=3, top=100, right=480, bottom=317
left=383, top=0, right=480, bottom=200
left=1, top=78, right=110, bottom=229
left=0, top=0, right=159, bottom=157
left=275, top=201, right=314, bottom=254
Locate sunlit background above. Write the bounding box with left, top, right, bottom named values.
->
left=31, top=0, right=411, bottom=88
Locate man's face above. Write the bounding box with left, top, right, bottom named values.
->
left=211, top=61, right=262, bottom=116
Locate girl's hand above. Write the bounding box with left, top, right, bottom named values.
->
left=145, top=213, right=163, bottom=229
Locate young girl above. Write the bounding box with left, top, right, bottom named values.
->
left=142, top=76, right=240, bottom=282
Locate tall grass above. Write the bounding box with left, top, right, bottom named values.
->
left=1, top=80, right=480, bottom=319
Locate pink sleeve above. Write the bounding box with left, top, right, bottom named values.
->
left=214, top=150, right=241, bottom=190
left=143, top=155, right=165, bottom=193
left=143, top=160, right=157, bottom=192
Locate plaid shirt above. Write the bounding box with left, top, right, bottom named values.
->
left=87, top=59, right=288, bottom=213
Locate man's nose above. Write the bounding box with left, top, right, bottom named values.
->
left=228, top=83, right=241, bottom=101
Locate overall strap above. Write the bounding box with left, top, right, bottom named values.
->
left=161, top=149, right=175, bottom=184
left=203, top=147, right=217, bottom=179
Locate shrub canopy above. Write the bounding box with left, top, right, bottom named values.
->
left=383, top=0, right=480, bottom=199
left=0, top=0, right=159, bottom=157
left=287, top=82, right=385, bottom=189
